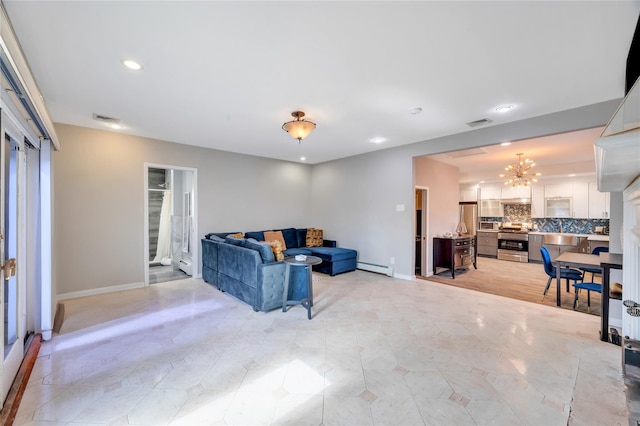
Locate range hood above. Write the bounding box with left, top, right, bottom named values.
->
left=595, top=76, right=640, bottom=192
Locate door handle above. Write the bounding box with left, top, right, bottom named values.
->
left=2, top=258, right=16, bottom=280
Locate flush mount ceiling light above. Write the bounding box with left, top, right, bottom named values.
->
left=121, top=59, right=143, bottom=70
left=495, top=105, right=514, bottom=112
left=499, top=153, right=541, bottom=187
left=282, top=111, right=316, bottom=143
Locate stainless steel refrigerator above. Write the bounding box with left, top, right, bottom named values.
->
left=459, top=202, right=478, bottom=235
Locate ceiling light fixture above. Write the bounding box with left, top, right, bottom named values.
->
left=495, top=105, right=514, bottom=112
left=500, top=142, right=512, bottom=146
left=121, top=59, right=143, bottom=70
left=282, top=111, right=316, bottom=143
left=499, top=153, right=541, bottom=187
left=370, top=137, right=386, bottom=144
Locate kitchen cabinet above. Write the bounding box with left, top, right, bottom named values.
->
left=588, top=181, right=610, bottom=218
left=477, top=231, right=498, bottom=258
left=501, top=185, right=530, bottom=200
left=460, top=187, right=478, bottom=202
left=480, top=199, right=503, bottom=217
left=545, top=198, right=573, bottom=218
left=531, top=185, right=545, bottom=218
left=528, top=234, right=543, bottom=262
left=572, top=182, right=589, bottom=218
left=433, top=236, right=477, bottom=279
left=545, top=183, right=573, bottom=198
left=479, top=183, right=502, bottom=200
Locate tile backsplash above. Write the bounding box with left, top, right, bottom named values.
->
left=480, top=203, right=610, bottom=234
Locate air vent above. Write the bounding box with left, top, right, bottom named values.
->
left=465, top=118, right=493, bottom=127
left=92, top=113, right=120, bottom=124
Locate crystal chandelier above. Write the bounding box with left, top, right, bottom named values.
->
left=499, top=153, right=541, bottom=187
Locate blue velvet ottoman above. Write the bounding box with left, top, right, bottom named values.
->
left=308, top=247, right=358, bottom=276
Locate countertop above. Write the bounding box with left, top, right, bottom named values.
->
left=528, top=231, right=610, bottom=241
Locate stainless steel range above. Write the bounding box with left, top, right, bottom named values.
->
left=497, top=231, right=529, bottom=262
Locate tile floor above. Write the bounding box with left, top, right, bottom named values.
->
left=15, top=271, right=627, bottom=425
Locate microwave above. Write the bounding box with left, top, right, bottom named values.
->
left=479, top=221, right=500, bottom=230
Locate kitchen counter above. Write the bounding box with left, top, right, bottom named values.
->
left=528, top=231, right=609, bottom=241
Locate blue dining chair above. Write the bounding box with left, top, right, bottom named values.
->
left=541, top=246, right=584, bottom=299
left=579, top=246, right=609, bottom=282
left=572, top=281, right=602, bottom=312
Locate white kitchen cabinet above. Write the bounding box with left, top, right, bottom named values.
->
left=501, top=184, right=531, bottom=200
left=479, top=183, right=502, bottom=200
left=480, top=199, right=503, bottom=217
left=588, top=181, right=610, bottom=218
left=545, top=183, right=573, bottom=198
left=531, top=185, right=545, bottom=218
left=459, top=187, right=478, bottom=202
left=572, top=181, right=589, bottom=218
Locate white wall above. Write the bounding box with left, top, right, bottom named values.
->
left=53, top=124, right=312, bottom=296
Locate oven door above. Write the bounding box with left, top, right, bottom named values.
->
left=497, top=238, right=528, bottom=252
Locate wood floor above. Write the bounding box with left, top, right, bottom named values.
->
left=424, top=256, right=606, bottom=316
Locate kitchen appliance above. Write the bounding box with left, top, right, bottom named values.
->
left=459, top=202, right=478, bottom=236
left=497, top=222, right=530, bottom=262
left=479, top=221, right=500, bottom=231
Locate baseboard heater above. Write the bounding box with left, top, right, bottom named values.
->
left=179, top=259, right=193, bottom=275
left=357, top=261, right=393, bottom=276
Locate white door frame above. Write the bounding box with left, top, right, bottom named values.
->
left=415, top=186, right=429, bottom=278
left=143, top=163, right=198, bottom=285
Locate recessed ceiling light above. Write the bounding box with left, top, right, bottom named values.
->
left=500, top=142, right=512, bottom=146
left=409, top=107, right=422, bottom=115
left=121, top=59, right=143, bottom=70
left=568, top=174, right=576, bottom=177
left=370, top=137, right=386, bottom=144
left=495, top=105, right=514, bottom=112
left=300, top=157, right=306, bottom=161
left=110, top=124, right=122, bottom=130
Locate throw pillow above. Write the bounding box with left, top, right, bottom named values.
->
left=264, top=230, right=287, bottom=250
left=228, top=232, right=244, bottom=239
left=268, top=240, right=284, bottom=262
left=306, top=228, right=323, bottom=247
left=245, top=238, right=275, bottom=263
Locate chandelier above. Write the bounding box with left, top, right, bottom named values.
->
left=282, top=111, right=316, bottom=143
left=499, top=153, right=541, bottom=187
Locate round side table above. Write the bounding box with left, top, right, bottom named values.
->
left=282, top=255, right=322, bottom=320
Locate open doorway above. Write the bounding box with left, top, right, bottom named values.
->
left=415, top=187, right=428, bottom=278
left=144, top=164, right=197, bottom=285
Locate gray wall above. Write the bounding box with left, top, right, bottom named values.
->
left=53, top=124, right=312, bottom=296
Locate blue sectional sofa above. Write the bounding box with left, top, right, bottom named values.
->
left=201, top=228, right=357, bottom=312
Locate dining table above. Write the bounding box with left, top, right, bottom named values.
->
left=554, top=251, right=623, bottom=342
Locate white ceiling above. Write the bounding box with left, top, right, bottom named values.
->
left=2, top=1, right=639, bottom=166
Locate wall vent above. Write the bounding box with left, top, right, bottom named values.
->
left=465, top=118, right=493, bottom=127
left=92, top=113, right=120, bottom=124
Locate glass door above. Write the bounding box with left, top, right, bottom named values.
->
left=0, top=110, right=23, bottom=407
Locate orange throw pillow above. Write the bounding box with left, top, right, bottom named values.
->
left=264, top=230, right=287, bottom=250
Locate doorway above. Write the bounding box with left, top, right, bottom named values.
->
left=144, top=164, right=197, bottom=285
left=415, top=187, right=428, bottom=277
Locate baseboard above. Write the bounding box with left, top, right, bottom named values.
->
left=52, top=302, right=65, bottom=333
left=392, top=273, right=414, bottom=281
left=57, top=281, right=145, bottom=301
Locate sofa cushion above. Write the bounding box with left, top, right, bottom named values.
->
left=264, top=230, right=287, bottom=250
left=309, top=247, right=357, bottom=262
left=280, top=228, right=299, bottom=249
left=207, top=235, right=225, bottom=242
left=268, top=240, right=285, bottom=261
left=245, top=238, right=275, bottom=263
left=225, top=235, right=247, bottom=247
left=245, top=231, right=265, bottom=241
left=296, top=228, right=307, bottom=248
left=306, top=228, right=323, bottom=247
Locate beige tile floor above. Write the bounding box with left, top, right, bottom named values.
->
left=15, top=271, right=627, bottom=425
